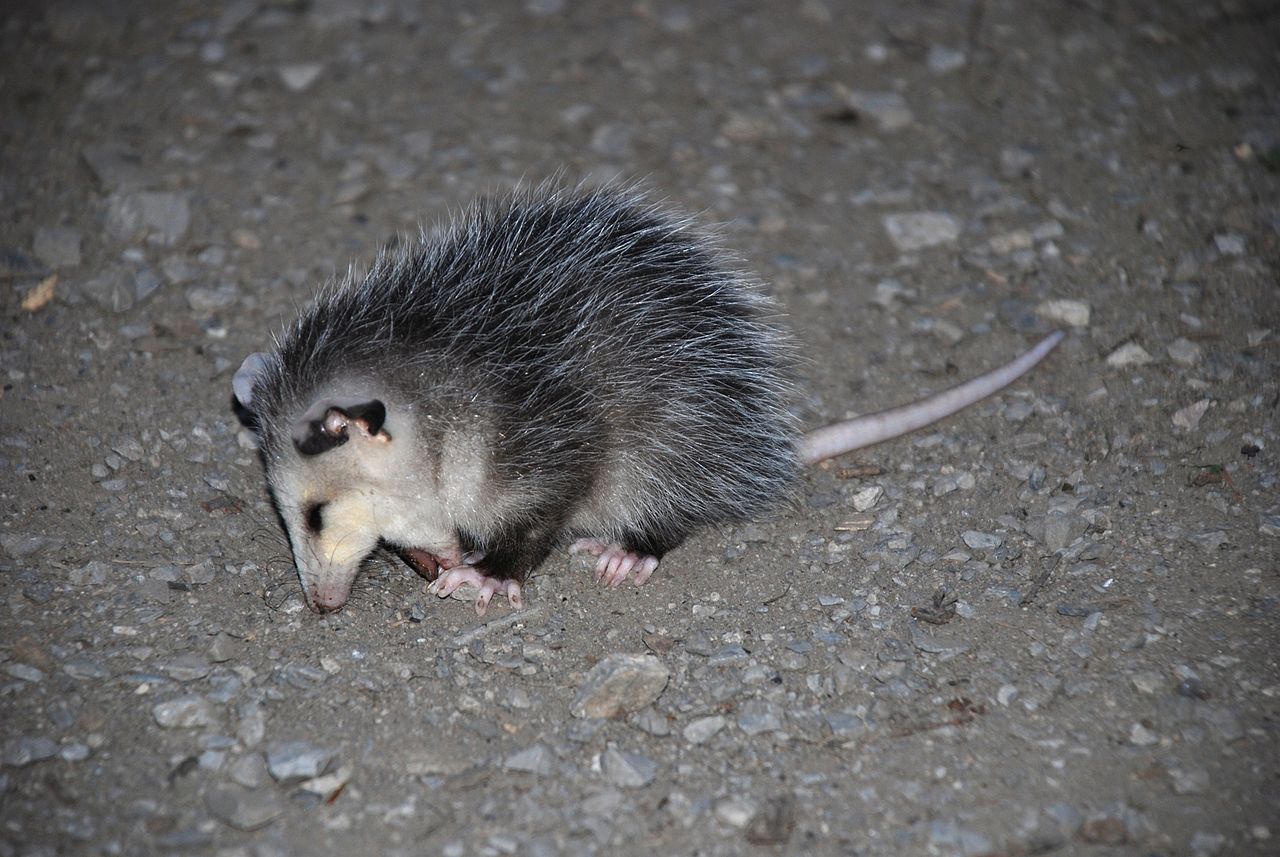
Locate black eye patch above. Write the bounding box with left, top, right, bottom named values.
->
left=305, top=502, right=326, bottom=534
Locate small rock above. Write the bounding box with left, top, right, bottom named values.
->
left=208, top=633, right=242, bottom=663
left=714, top=796, right=757, bottom=828
left=185, top=284, right=239, bottom=313
left=736, top=700, right=782, bottom=735
left=1167, top=337, right=1203, bottom=365
left=989, top=229, right=1033, bottom=255
left=1188, top=530, right=1228, bottom=552
left=961, top=530, right=1002, bottom=550
left=69, top=560, right=112, bottom=585
left=1169, top=766, right=1210, bottom=795
left=1130, top=671, right=1163, bottom=694
left=266, top=741, right=334, bottom=782
left=78, top=267, right=136, bottom=313
left=1036, top=299, right=1091, bottom=328
left=153, top=696, right=217, bottom=729
left=228, top=753, right=269, bottom=789
left=683, top=715, right=727, bottom=745
left=163, top=654, right=212, bottom=682
left=1190, top=831, right=1226, bottom=856
left=571, top=654, right=670, bottom=718
left=1080, top=815, right=1128, bottom=845
left=1106, top=343, right=1154, bottom=367
left=846, top=91, right=914, bottom=131
left=3, top=736, right=60, bottom=767
left=601, top=747, right=657, bottom=788
left=746, top=795, right=797, bottom=846
left=1129, top=723, right=1159, bottom=746
left=927, top=44, right=966, bottom=73
left=1172, top=399, right=1211, bottom=432
left=205, top=785, right=284, bottom=831
left=1213, top=233, right=1245, bottom=255
left=851, top=485, right=883, bottom=512
left=883, top=212, right=960, bottom=252
left=81, top=143, right=151, bottom=191
left=1000, top=146, right=1036, bottom=178
left=5, top=663, right=44, bottom=683
left=504, top=744, right=555, bottom=776
left=33, top=227, right=82, bottom=268
left=279, top=63, right=322, bottom=92
left=184, top=560, right=218, bottom=585
left=929, top=820, right=994, bottom=855
left=105, top=192, right=190, bottom=246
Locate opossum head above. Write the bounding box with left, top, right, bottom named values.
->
left=234, top=353, right=432, bottom=613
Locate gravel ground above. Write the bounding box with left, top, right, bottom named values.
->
left=2, top=1, right=1278, bottom=855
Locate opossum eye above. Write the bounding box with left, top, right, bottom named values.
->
left=305, top=502, right=326, bottom=534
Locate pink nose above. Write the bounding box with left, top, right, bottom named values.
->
left=309, top=582, right=351, bottom=613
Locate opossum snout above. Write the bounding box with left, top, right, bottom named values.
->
left=306, top=575, right=356, bottom=613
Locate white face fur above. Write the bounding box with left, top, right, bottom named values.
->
left=267, top=399, right=457, bottom=612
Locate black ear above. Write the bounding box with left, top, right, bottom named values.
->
left=292, top=398, right=388, bottom=456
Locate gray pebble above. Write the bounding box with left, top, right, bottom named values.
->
left=630, top=707, right=671, bottom=737
left=736, top=700, right=782, bottom=735
left=927, top=44, right=966, bottom=73
left=683, top=631, right=716, bottom=656
left=33, top=227, right=82, bottom=268
left=504, top=744, right=556, bottom=776
left=78, top=267, right=136, bottom=313
left=745, top=795, right=797, bottom=846
left=184, top=560, right=218, bottom=585
left=708, top=644, right=749, bottom=666
left=207, top=632, right=243, bottom=663
left=571, top=654, right=670, bottom=718
left=163, top=654, right=211, bottom=682
left=683, top=715, right=726, bottom=745
left=105, top=191, right=190, bottom=246
left=266, top=741, right=334, bottom=782
left=205, top=785, right=284, bottom=831
left=929, top=820, right=993, bottom=855
left=63, top=658, right=109, bottom=681
left=153, top=695, right=217, bottom=729
left=601, top=746, right=657, bottom=788
left=59, top=743, right=91, bottom=762
left=3, top=736, right=60, bottom=767
left=228, top=753, right=270, bottom=789
left=1169, top=766, right=1210, bottom=795
left=847, top=91, right=914, bottom=132
left=81, top=144, right=151, bottom=191
left=882, top=211, right=959, bottom=252
left=961, top=530, right=1003, bottom=550
left=69, top=560, right=111, bottom=586
left=1188, top=530, right=1229, bottom=552
left=5, top=663, right=45, bottom=683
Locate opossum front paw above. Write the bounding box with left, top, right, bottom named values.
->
left=428, top=565, right=524, bottom=615
left=569, top=539, right=660, bottom=588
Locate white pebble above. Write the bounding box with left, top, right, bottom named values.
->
left=1106, top=342, right=1154, bottom=367
left=1036, top=299, right=1091, bottom=328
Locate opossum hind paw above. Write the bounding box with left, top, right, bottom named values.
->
left=428, top=565, right=524, bottom=615
left=570, top=538, right=660, bottom=587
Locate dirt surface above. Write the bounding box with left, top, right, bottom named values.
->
left=2, top=1, right=1278, bottom=855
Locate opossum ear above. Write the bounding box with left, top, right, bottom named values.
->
left=293, top=399, right=388, bottom=457
left=232, top=352, right=271, bottom=411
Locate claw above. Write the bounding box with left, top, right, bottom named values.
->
left=579, top=541, right=660, bottom=588
left=428, top=565, right=524, bottom=614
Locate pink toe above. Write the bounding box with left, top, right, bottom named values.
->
left=633, top=557, right=660, bottom=586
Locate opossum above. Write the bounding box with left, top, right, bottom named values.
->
left=233, top=184, right=1063, bottom=615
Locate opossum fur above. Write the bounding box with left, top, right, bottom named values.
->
left=233, top=183, right=1062, bottom=615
